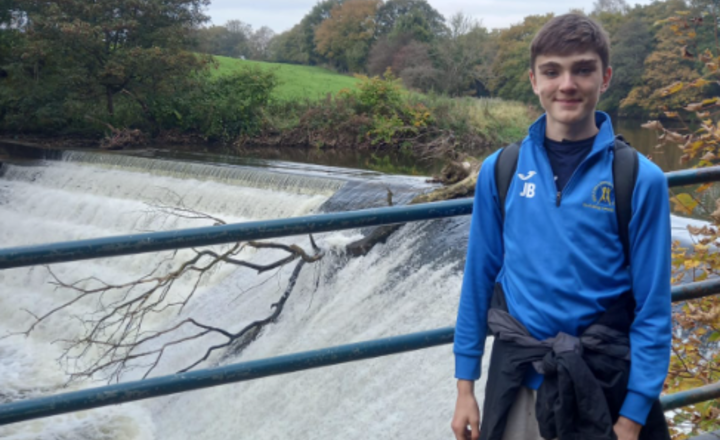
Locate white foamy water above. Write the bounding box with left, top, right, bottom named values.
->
left=0, top=155, right=481, bottom=439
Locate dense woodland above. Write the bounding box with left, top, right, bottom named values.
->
left=196, top=0, right=720, bottom=116
left=0, top=0, right=718, bottom=147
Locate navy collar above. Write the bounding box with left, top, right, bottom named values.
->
left=528, top=111, right=615, bottom=154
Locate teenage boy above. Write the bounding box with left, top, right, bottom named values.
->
left=451, top=13, right=671, bottom=440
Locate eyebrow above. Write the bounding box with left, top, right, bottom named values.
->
left=537, top=59, right=599, bottom=69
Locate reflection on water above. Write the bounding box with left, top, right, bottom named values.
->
left=143, top=117, right=681, bottom=177
left=613, top=118, right=685, bottom=172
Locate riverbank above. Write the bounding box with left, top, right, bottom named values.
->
left=0, top=66, right=536, bottom=166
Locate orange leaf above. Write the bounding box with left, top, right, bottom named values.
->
left=697, top=182, right=714, bottom=193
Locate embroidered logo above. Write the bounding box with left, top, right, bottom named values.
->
left=519, top=183, right=536, bottom=198
left=583, top=181, right=615, bottom=213
left=518, top=171, right=537, bottom=181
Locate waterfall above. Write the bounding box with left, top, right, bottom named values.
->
left=0, top=153, right=476, bottom=440
left=0, top=151, right=697, bottom=439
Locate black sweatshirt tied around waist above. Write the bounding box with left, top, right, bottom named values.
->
left=478, top=284, right=669, bottom=440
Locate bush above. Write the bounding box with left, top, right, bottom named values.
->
left=195, top=67, right=278, bottom=141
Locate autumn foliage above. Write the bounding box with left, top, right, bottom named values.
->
left=641, top=4, right=720, bottom=438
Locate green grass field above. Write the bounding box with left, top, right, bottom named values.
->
left=211, top=56, right=360, bottom=101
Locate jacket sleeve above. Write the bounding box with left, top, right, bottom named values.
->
left=620, top=156, right=672, bottom=425
left=454, top=151, right=505, bottom=380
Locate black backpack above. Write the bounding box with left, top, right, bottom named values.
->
left=493, top=136, right=639, bottom=265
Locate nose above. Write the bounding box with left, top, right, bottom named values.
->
left=558, top=72, right=577, bottom=93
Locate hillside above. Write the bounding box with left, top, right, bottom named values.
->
left=211, top=56, right=360, bottom=101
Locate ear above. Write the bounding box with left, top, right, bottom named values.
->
left=600, top=66, right=613, bottom=93
left=529, top=69, right=539, bottom=95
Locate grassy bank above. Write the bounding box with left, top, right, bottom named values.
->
left=212, top=56, right=360, bottom=101
left=246, top=70, right=536, bottom=160
left=1, top=54, right=535, bottom=160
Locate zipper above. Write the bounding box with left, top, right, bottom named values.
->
left=541, top=141, right=603, bottom=208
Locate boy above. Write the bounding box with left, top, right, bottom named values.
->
left=451, top=13, right=671, bottom=440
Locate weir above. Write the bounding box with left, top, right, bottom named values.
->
left=0, top=150, right=718, bottom=439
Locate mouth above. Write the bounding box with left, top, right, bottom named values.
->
left=554, top=98, right=582, bottom=105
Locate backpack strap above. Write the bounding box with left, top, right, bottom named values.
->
left=494, top=137, right=637, bottom=266
left=612, top=135, right=639, bottom=267
left=494, top=142, right=521, bottom=221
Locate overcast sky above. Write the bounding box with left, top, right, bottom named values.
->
left=207, top=0, right=658, bottom=34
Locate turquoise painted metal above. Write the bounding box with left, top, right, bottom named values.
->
left=0, top=199, right=472, bottom=270
left=661, top=382, right=720, bottom=411
left=0, top=311, right=718, bottom=426
left=0, top=328, right=454, bottom=426
left=665, top=165, right=720, bottom=187
left=0, top=279, right=718, bottom=426
left=672, top=278, right=720, bottom=302
left=0, top=166, right=718, bottom=270
left=0, top=166, right=719, bottom=425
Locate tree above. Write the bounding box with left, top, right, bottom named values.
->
left=432, top=13, right=495, bottom=96
left=246, top=26, right=275, bottom=60
left=489, top=14, right=553, bottom=103
left=638, top=4, right=720, bottom=437
left=314, top=0, right=381, bottom=72
left=597, top=17, right=653, bottom=113
left=620, top=5, right=703, bottom=115
left=268, top=24, right=310, bottom=64
left=8, top=0, right=210, bottom=119
left=375, top=0, right=447, bottom=42
left=592, top=0, right=630, bottom=15
left=196, top=23, right=249, bottom=58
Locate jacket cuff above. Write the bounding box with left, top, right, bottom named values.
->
left=619, top=391, right=655, bottom=425
left=455, top=354, right=481, bottom=380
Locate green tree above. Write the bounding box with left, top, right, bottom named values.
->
left=490, top=14, right=553, bottom=103
left=196, top=21, right=250, bottom=58
left=3, top=0, right=211, bottom=133
left=434, top=13, right=495, bottom=96
left=597, top=17, right=653, bottom=113
left=269, top=24, right=310, bottom=64
left=375, top=0, right=447, bottom=42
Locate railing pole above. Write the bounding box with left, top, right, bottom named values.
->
left=0, top=328, right=454, bottom=426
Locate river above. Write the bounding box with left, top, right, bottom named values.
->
left=0, top=121, right=706, bottom=439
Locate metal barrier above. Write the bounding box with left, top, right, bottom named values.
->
left=0, top=278, right=717, bottom=425
left=2, top=166, right=720, bottom=270
left=1, top=165, right=720, bottom=426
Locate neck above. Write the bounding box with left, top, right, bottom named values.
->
left=545, top=114, right=599, bottom=142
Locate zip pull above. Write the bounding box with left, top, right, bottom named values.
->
left=556, top=191, right=562, bottom=207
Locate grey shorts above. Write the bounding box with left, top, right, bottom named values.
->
left=501, top=387, right=557, bottom=440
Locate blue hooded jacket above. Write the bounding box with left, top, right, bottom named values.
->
left=453, top=112, right=671, bottom=425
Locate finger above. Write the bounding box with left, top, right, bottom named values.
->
left=470, top=420, right=480, bottom=440
left=451, top=422, right=464, bottom=440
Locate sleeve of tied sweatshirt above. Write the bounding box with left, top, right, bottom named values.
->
left=454, top=150, right=505, bottom=380
left=620, top=156, right=672, bottom=425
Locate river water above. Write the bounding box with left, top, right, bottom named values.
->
left=0, top=126, right=705, bottom=439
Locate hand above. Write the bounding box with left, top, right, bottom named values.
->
left=451, top=380, right=481, bottom=440
left=613, top=416, right=642, bottom=440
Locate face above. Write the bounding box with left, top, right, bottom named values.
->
left=529, top=51, right=612, bottom=130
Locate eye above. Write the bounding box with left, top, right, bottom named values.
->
left=577, top=67, right=594, bottom=75
left=543, top=70, right=558, bottom=77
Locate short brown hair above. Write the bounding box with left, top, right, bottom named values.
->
left=530, top=13, right=610, bottom=71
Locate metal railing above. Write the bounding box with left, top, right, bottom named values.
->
left=1, top=165, right=720, bottom=427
